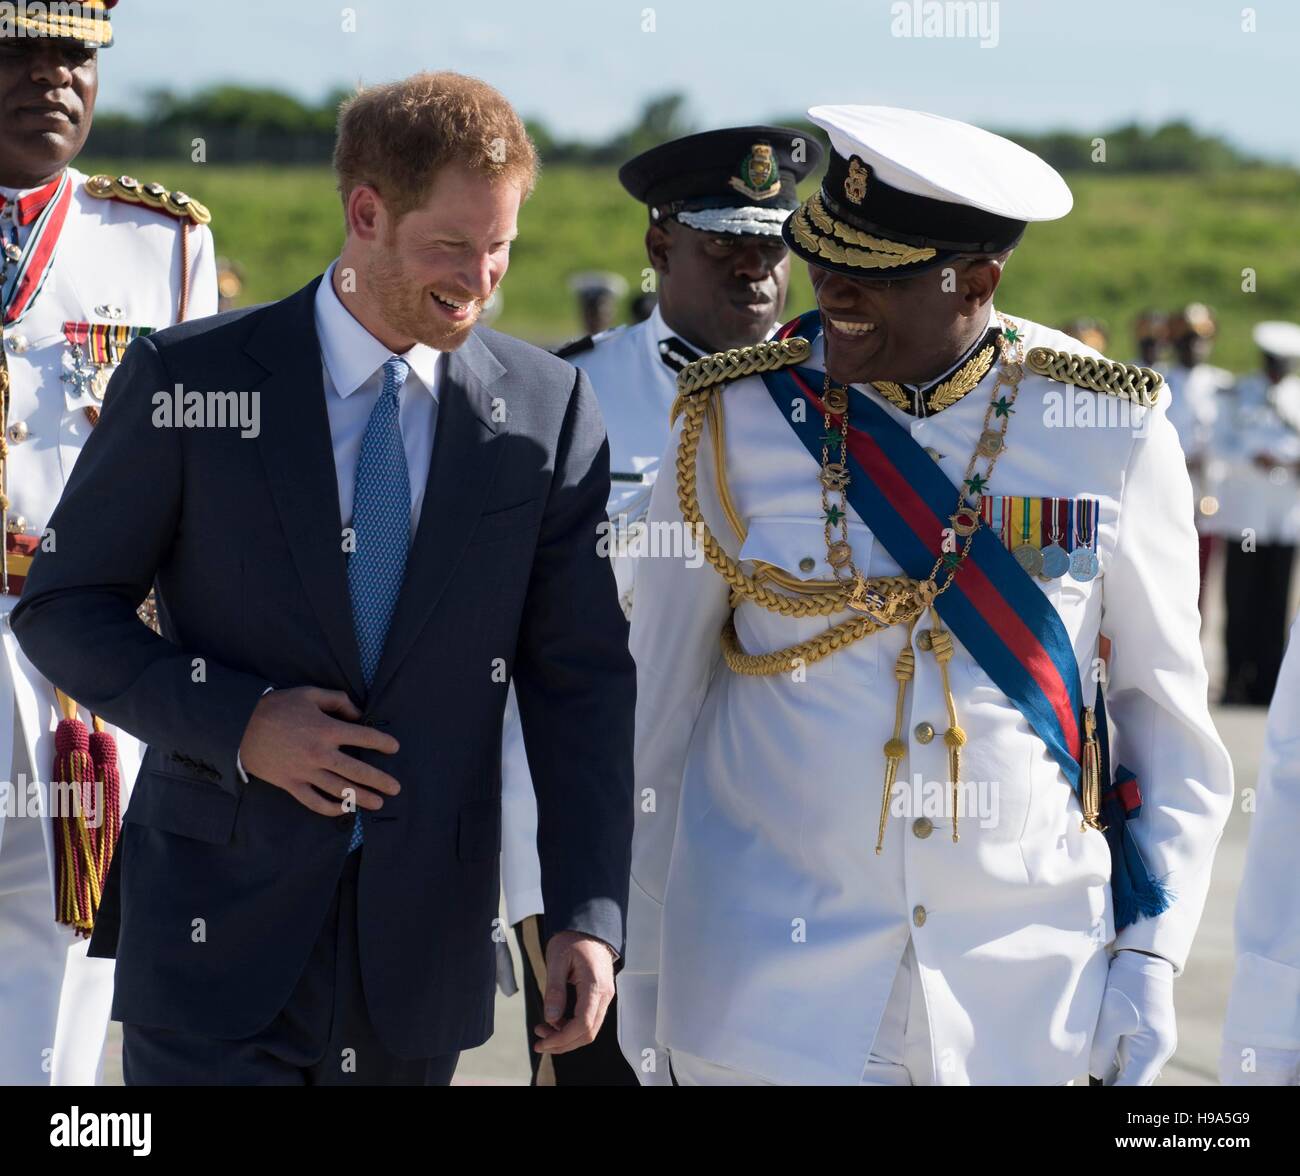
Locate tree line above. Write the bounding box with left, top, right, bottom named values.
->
left=87, top=86, right=1261, bottom=173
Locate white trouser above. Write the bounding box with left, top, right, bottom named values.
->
left=0, top=700, right=114, bottom=1085
left=670, top=938, right=934, bottom=1086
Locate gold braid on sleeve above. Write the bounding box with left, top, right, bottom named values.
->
left=672, top=340, right=934, bottom=677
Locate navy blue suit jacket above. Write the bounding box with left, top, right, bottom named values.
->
left=12, top=276, right=635, bottom=1056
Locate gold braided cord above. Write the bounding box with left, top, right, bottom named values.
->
left=719, top=607, right=921, bottom=676
left=704, top=395, right=747, bottom=544
left=674, top=336, right=811, bottom=406
left=1025, top=345, right=1163, bottom=407
left=674, top=363, right=936, bottom=667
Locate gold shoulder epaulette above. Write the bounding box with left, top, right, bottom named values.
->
left=671, top=336, right=811, bottom=424
left=1025, top=345, right=1162, bottom=407
left=84, top=173, right=212, bottom=226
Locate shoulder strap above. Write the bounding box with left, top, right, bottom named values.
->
left=1026, top=345, right=1163, bottom=407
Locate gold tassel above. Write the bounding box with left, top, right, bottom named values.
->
left=927, top=626, right=966, bottom=842
left=1081, top=706, right=1106, bottom=832
left=877, top=622, right=917, bottom=854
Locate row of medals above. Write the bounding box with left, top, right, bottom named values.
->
left=1013, top=531, right=1099, bottom=582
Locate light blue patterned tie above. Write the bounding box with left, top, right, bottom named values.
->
left=346, top=356, right=411, bottom=851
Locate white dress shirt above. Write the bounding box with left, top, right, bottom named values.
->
left=236, top=263, right=442, bottom=781
left=313, top=259, right=442, bottom=531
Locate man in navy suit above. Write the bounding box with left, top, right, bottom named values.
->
left=12, top=70, right=635, bottom=1085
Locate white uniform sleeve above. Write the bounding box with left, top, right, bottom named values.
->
left=1104, top=401, right=1234, bottom=972
left=1223, top=618, right=1300, bottom=1054
left=617, top=414, right=731, bottom=1085
left=184, top=223, right=218, bottom=321
left=500, top=683, right=544, bottom=927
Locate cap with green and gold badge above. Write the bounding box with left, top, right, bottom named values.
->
left=1, top=0, right=117, bottom=48
left=619, top=126, right=823, bottom=238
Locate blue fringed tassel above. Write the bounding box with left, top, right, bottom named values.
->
left=1101, top=769, right=1173, bottom=931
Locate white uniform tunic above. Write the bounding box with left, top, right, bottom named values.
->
left=1204, top=372, right=1300, bottom=544
left=499, top=306, right=696, bottom=927
left=0, top=166, right=216, bottom=1084
left=1222, top=614, right=1300, bottom=1083
left=619, top=314, right=1234, bottom=1085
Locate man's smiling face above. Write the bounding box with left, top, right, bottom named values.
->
left=811, top=255, right=1005, bottom=387
left=362, top=162, right=521, bottom=352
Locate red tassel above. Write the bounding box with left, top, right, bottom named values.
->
left=89, top=717, right=122, bottom=896
left=50, top=690, right=102, bottom=936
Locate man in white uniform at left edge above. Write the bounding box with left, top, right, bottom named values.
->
left=0, top=0, right=217, bottom=1084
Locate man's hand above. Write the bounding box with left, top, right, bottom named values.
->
left=237, top=687, right=400, bottom=817
left=1089, top=949, right=1177, bottom=1085
left=532, top=930, right=617, bottom=1055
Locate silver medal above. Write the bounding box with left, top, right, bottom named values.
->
left=1040, top=542, right=1070, bottom=578
left=1069, top=547, right=1099, bottom=582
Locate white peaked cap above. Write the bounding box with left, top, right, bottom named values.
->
left=1253, top=320, right=1300, bottom=359
left=807, top=104, right=1073, bottom=221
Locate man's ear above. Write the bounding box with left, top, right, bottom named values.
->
left=645, top=222, right=672, bottom=275
left=962, top=257, right=1004, bottom=313
left=347, top=184, right=386, bottom=243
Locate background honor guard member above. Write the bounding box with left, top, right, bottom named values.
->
left=567, top=270, right=627, bottom=338
left=502, top=126, right=820, bottom=1084
left=0, top=0, right=217, bottom=1085
left=1162, top=304, right=1231, bottom=596
left=1207, top=320, right=1300, bottom=706
left=1221, top=613, right=1300, bottom=1086
left=620, top=105, right=1233, bottom=1086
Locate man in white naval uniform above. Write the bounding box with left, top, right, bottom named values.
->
left=1162, top=304, right=1232, bottom=596
left=503, top=127, right=820, bottom=1084
left=1207, top=321, right=1300, bottom=706
left=0, top=1, right=217, bottom=1084
left=620, top=106, right=1233, bottom=1086
left=1221, top=613, right=1300, bottom=1086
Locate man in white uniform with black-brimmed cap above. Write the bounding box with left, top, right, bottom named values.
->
left=620, top=105, right=1233, bottom=1086
left=503, top=126, right=821, bottom=1084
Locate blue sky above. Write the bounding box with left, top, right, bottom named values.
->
left=98, top=0, right=1300, bottom=162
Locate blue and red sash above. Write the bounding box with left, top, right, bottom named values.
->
left=764, top=311, right=1085, bottom=790
left=757, top=311, right=1168, bottom=928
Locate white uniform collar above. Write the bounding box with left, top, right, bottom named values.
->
left=314, top=259, right=440, bottom=400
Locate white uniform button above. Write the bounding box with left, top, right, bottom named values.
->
left=7, top=420, right=29, bottom=443
left=914, top=721, right=935, bottom=744
left=917, top=629, right=933, bottom=651
left=5, top=333, right=27, bottom=354
left=912, top=816, right=933, bottom=839
left=913, top=905, right=927, bottom=927
left=6, top=515, right=27, bottom=533
left=798, top=556, right=816, bottom=573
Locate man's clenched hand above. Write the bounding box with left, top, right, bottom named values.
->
left=238, top=686, right=400, bottom=817
left=533, top=930, right=617, bottom=1055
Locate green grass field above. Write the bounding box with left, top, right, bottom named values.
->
left=82, top=160, right=1300, bottom=373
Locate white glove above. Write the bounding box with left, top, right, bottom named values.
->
left=1219, top=1040, right=1300, bottom=1086
left=1088, top=950, right=1177, bottom=1085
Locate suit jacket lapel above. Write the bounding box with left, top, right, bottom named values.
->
left=246, top=276, right=367, bottom=701
left=369, top=331, right=505, bottom=699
